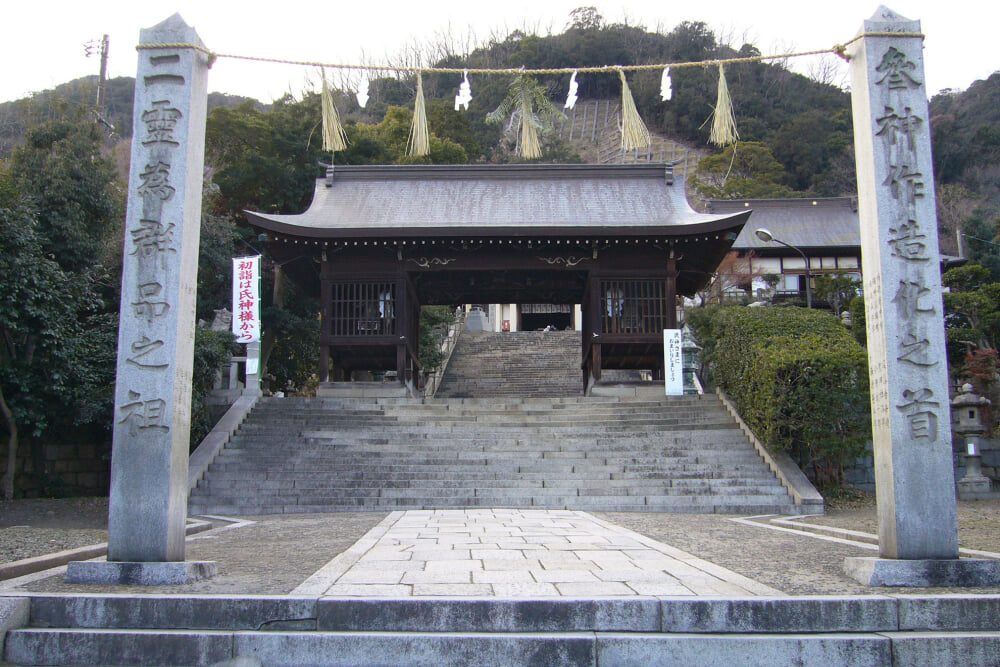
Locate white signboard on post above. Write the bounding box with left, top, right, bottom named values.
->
left=664, top=329, right=683, bottom=396
left=232, top=256, right=261, bottom=344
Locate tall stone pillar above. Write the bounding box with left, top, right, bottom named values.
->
left=844, top=7, right=999, bottom=586
left=66, top=14, right=216, bottom=585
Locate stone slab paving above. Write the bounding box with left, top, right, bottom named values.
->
left=292, top=509, right=783, bottom=597
left=5, top=509, right=998, bottom=598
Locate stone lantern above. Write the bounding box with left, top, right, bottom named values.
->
left=951, top=384, right=996, bottom=500
left=681, top=326, right=702, bottom=394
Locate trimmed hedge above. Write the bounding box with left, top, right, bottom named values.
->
left=689, top=306, right=871, bottom=485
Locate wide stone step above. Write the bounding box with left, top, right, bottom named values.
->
left=194, top=482, right=788, bottom=501
left=12, top=595, right=1000, bottom=667
left=190, top=495, right=796, bottom=513
left=202, top=465, right=774, bottom=481
left=209, top=450, right=766, bottom=464
left=224, top=443, right=755, bottom=457
left=22, top=594, right=1000, bottom=633
left=191, top=343, right=805, bottom=514
left=255, top=396, right=714, bottom=407
left=244, top=408, right=734, bottom=421
left=283, top=424, right=742, bottom=437
left=386, top=404, right=730, bottom=414
left=192, top=476, right=781, bottom=496
left=241, top=410, right=735, bottom=421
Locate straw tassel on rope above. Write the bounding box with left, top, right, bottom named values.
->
left=618, top=70, right=650, bottom=151
left=321, top=69, right=348, bottom=153
left=709, top=64, right=738, bottom=146
left=518, top=82, right=542, bottom=160
left=407, top=72, right=430, bottom=157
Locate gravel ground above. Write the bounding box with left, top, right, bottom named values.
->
left=1, top=498, right=110, bottom=565
left=0, top=497, right=108, bottom=530
left=1, top=505, right=387, bottom=595
left=1, top=527, right=109, bottom=564
left=1, top=495, right=998, bottom=596
left=802, top=497, right=1000, bottom=553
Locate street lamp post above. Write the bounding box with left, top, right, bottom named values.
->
left=755, top=227, right=812, bottom=309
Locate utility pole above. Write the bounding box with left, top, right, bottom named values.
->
left=87, top=34, right=114, bottom=132
left=95, top=35, right=109, bottom=114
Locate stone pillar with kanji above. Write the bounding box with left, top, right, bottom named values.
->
left=66, top=14, right=215, bottom=585
left=844, top=6, right=1000, bottom=587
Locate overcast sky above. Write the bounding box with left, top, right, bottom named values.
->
left=1, top=1, right=995, bottom=104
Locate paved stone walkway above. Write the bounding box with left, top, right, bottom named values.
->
left=292, top=509, right=783, bottom=597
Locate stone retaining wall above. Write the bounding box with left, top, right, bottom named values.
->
left=845, top=437, right=999, bottom=493
left=0, top=438, right=110, bottom=498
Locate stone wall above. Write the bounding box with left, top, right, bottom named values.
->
left=0, top=438, right=110, bottom=498
left=844, top=442, right=877, bottom=493
left=845, top=437, right=999, bottom=494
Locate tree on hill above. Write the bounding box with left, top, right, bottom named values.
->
left=0, top=205, right=77, bottom=498
left=688, top=141, right=794, bottom=199
left=0, top=118, right=124, bottom=498
left=960, top=210, right=1000, bottom=281
left=941, top=263, right=1000, bottom=429
left=8, top=120, right=123, bottom=275
left=206, top=95, right=470, bottom=392
left=929, top=74, right=1000, bottom=257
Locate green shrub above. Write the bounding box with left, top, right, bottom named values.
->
left=848, top=296, right=866, bottom=346
left=419, top=306, right=457, bottom=373
left=190, top=327, right=238, bottom=450
left=689, top=306, right=871, bottom=487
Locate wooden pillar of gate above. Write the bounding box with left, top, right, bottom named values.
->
left=583, top=274, right=602, bottom=394
left=319, top=270, right=331, bottom=383
left=666, top=255, right=678, bottom=330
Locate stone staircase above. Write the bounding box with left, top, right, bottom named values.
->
left=8, top=594, right=1000, bottom=666
left=187, top=392, right=802, bottom=516
left=435, top=330, right=582, bottom=398
left=552, top=98, right=704, bottom=179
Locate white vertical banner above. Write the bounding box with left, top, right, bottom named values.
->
left=233, top=256, right=261, bottom=344
left=664, top=329, right=683, bottom=396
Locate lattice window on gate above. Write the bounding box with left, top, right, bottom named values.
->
left=600, top=279, right=668, bottom=334
left=329, top=282, right=396, bottom=336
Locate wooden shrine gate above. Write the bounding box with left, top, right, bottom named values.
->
left=246, top=163, right=748, bottom=394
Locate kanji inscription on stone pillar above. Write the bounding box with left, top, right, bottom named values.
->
left=848, top=7, right=957, bottom=560
left=106, top=14, right=209, bottom=563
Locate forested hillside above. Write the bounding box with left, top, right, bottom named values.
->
left=0, top=76, right=255, bottom=158
left=930, top=74, right=1000, bottom=260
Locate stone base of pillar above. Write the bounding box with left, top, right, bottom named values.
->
left=65, top=561, right=217, bottom=586
left=845, top=557, right=1000, bottom=587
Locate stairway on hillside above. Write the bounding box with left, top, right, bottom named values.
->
left=553, top=98, right=704, bottom=178
left=435, top=330, right=582, bottom=398
left=598, top=132, right=701, bottom=176
left=188, top=393, right=802, bottom=516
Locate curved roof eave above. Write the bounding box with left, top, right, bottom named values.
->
left=244, top=164, right=750, bottom=240
left=246, top=216, right=751, bottom=240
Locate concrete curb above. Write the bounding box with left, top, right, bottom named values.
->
left=189, top=392, right=260, bottom=490
left=10, top=594, right=1000, bottom=634
left=9, top=627, right=1000, bottom=667
left=0, top=520, right=212, bottom=582
left=8, top=594, right=1000, bottom=666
